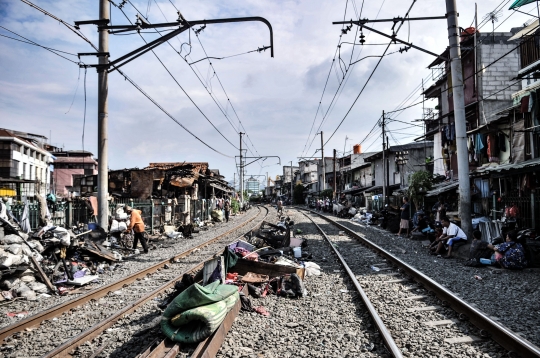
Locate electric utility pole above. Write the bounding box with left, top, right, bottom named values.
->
left=290, top=160, right=293, bottom=203
left=382, top=110, right=387, bottom=206
left=320, top=131, right=325, bottom=194
left=97, top=0, right=109, bottom=229
left=78, top=14, right=273, bottom=230
left=333, top=149, right=337, bottom=200
left=239, top=132, right=244, bottom=207
left=446, top=0, right=472, bottom=237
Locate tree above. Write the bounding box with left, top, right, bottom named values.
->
left=407, top=170, right=433, bottom=211
left=320, top=189, right=333, bottom=200
left=293, top=184, right=304, bottom=204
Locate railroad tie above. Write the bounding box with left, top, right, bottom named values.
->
left=423, top=319, right=458, bottom=327
left=406, top=305, right=441, bottom=312
left=402, top=295, right=427, bottom=301
left=444, top=335, right=483, bottom=344
left=385, top=279, right=408, bottom=283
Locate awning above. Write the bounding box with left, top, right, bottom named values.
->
left=209, top=182, right=233, bottom=193
left=508, top=19, right=538, bottom=40
left=425, top=181, right=459, bottom=197
left=472, top=157, right=540, bottom=177
left=343, top=186, right=372, bottom=195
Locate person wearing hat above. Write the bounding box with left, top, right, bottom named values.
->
left=125, top=206, right=148, bottom=254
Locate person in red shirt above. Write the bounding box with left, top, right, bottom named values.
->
left=125, top=206, right=148, bottom=254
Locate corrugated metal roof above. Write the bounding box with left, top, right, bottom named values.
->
left=425, top=180, right=459, bottom=197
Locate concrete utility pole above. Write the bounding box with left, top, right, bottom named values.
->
left=446, top=0, right=472, bottom=237
left=333, top=149, right=337, bottom=200
left=381, top=110, right=387, bottom=207
left=239, top=132, right=244, bottom=207
left=97, top=0, right=109, bottom=229
left=290, top=160, right=293, bottom=203
left=320, top=131, right=325, bottom=194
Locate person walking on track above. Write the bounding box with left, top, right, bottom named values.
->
left=125, top=206, right=148, bottom=254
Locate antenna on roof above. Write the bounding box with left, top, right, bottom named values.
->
left=483, top=9, right=503, bottom=43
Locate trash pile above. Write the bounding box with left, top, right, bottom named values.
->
left=0, top=215, right=123, bottom=302
left=156, top=215, right=321, bottom=344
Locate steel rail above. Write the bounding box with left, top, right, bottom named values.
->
left=299, top=211, right=403, bottom=358
left=42, top=206, right=269, bottom=358
left=303, top=208, right=540, bottom=358
left=0, top=206, right=264, bottom=343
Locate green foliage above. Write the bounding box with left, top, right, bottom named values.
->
left=293, top=184, right=304, bottom=204
left=320, top=189, right=333, bottom=199
left=407, top=170, right=433, bottom=209
left=231, top=199, right=240, bottom=214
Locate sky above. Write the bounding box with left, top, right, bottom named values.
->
left=0, top=0, right=535, bottom=188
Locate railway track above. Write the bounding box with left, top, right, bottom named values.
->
left=300, top=209, right=540, bottom=358
left=0, top=206, right=269, bottom=358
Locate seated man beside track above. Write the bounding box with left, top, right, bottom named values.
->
left=431, top=216, right=467, bottom=259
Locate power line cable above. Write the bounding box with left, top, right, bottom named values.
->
left=0, top=26, right=81, bottom=64
left=323, top=0, right=418, bottom=146
left=117, top=4, right=239, bottom=150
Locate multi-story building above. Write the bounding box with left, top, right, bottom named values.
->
left=298, top=159, right=319, bottom=197
left=281, top=165, right=300, bottom=198
left=0, top=128, right=52, bottom=198
left=245, top=177, right=260, bottom=195
left=51, top=150, right=98, bottom=197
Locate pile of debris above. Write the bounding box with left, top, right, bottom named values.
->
left=155, top=215, right=321, bottom=344
left=0, top=216, right=123, bottom=302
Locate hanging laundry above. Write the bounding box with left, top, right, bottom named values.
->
left=449, top=123, right=456, bottom=141
left=521, top=95, right=530, bottom=113
left=475, top=133, right=484, bottom=153
left=487, top=133, right=500, bottom=163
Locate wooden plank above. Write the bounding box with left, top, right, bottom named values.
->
left=232, top=259, right=305, bottom=280
left=30, top=255, right=56, bottom=293
left=385, top=279, right=408, bottom=283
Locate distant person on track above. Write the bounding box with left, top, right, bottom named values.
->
left=224, top=199, right=231, bottom=223
left=277, top=199, right=283, bottom=215
left=125, top=206, right=148, bottom=254
left=396, top=197, right=410, bottom=237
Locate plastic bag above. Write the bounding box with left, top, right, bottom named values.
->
left=6, top=244, right=22, bottom=255
left=0, top=234, right=23, bottom=245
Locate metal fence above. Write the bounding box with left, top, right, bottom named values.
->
left=9, top=197, right=179, bottom=232
left=496, top=194, right=539, bottom=230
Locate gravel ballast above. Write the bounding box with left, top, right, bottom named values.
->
left=311, top=208, right=540, bottom=349
left=0, top=207, right=265, bottom=358
left=306, top=211, right=507, bottom=358
left=216, top=208, right=386, bottom=358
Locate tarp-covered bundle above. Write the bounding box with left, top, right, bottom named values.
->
left=160, top=281, right=239, bottom=343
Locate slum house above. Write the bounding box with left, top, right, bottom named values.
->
left=470, top=22, right=540, bottom=229
left=420, top=27, right=540, bottom=229
left=298, top=159, right=319, bottom=202
left=108, top=162, right=234, bottom=226
left=281, top=165, right=300, bottom=199
left=338, top=149, right=376, bottom=207
left=362, top=142, right=434, bottom=210
left=0, top=128, right=52, bottom=199
left=51, top=150, right=98, bottom=197
left=316, top=157, right=337, bottom=196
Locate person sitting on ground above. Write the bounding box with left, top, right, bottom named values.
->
left=487, top=230, right=527, bottom=269
left=396, top=197, right=410, bottom=237
left=124, top=206, right=148, bottom=254
left=410, top=212, right=428, bottom=238
left=432, top=216, right=467, bottom=258
left=428, top=223, right=444, bottom=252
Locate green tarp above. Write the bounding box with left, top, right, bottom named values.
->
left=509, top=0, right=537, bottom=10
left=160, top=281, right=239, bottom=343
